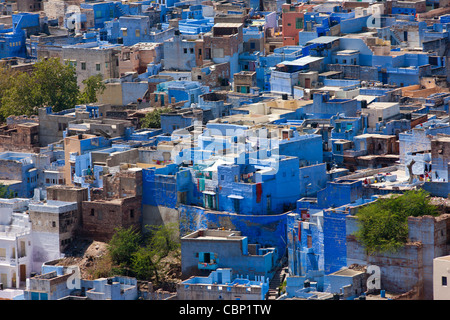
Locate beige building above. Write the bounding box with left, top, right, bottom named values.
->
left=63, top=133, right=97, bottom=186
left=210, top=98, right=311, bottom=125
left=361, top=102, right=401, bottom=129
left=433, top=255, right=450, bottom=300
left=61, top=43, right=121, bottom=88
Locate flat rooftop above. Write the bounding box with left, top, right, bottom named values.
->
left=331, top=268, right=365, bottom=277
left=435, top=255, right=450, bottom=262
left=366, top=102, right=399, bottom=109
left=182, top=229, right=245, bottom=240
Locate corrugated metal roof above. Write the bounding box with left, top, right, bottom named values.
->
left=280, top=55, right=324, bottom=66
left=306, top=36, right=340, bottom=44
left=213, top=23, right=243, bottom=28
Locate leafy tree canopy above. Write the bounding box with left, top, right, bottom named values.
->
left=141, top=107, right=173, bottom=129
left=78, top=74, right=106, bottom=104
left=354, top=189, right=438, bottom=254
left=0, top=59, right=110, bottom=123
left=0, top=183, right=13, bottom=199
left=0, top=58, right=80, bottom=120
left=107, top=224, right=180, bottom=284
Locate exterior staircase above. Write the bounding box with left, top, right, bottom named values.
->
left=266, top=262, right=288, bottom=300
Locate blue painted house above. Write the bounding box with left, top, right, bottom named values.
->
left=0, top=152, right=38, bottom=198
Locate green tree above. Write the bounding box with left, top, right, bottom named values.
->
left=0, top=72, right=37, bottom=119
left=0, top=183, right=13, bottom=199
left=106, top=224, right=180, bottom=284
left=0, top=66, right=17, bottom=122
left=107, top=226, right=142, bottom=267
left=32, top=58, right=80, bottom=112
left=145, top=223, right=180, bottom=257
left=0, top=58, right=80, bottom=118
left=141, top=107, right=173, bottom=128
left=131, top=247, right=160, bottom=283
left=79, top=74, right=106, bottom=104
left=131, top=223, right=180, bottom=284
left=354, top=189, right=438, bottom=254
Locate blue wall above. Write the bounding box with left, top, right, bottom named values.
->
left=142, top=166, right=178, bottom=209
left=340, top=15, right=370, bottom=34
left=179, top=204, right=288, bottom=260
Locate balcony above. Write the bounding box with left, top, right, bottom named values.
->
left=198, top=261, right=218, bottom=271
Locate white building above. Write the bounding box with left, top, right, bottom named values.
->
left=0, top=199, right=32, bottom=290
left=29, top=200, right=78, bottom=273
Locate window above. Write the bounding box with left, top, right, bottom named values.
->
left=233, top=198, right=240, bottom=213
left=52, top=221, right=56, bottom=228
left=443, top=276, right=447, bottom=286
left=61, top=119, right=70, bottom=131
left=183, top=48, right=188, bottom=54
left=197, top=75, right=202, bottom=80
left=81, top=62, right=86, bottom=70
left=250, top=42, right=255, bottom=49
left=135, top=29, right=140, bottom=37
left=90, top=209, right=95, bottom=216
left=122, top=29, right=127, bottom=37
left=190, top=48, right=194, bottom=54
left=96, top=63, right=101, bottom=71
left=295, top=18, right=303, bottom=29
